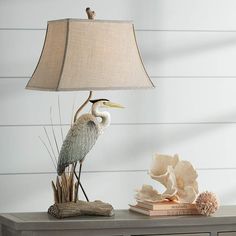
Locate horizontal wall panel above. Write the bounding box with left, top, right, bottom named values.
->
left=1, top=124, right=236, bottom=173
left=138, top=31, right=236, bottom=77
left=2, top=78, right=236, bottom=125
left=0, top=169, right=235, bottom=212
left=1, top=0, right=236, bottom=30
left=2, top=30, right=236, bottom=77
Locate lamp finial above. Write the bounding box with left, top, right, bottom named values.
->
left=86, top=7, right=96, bottom=20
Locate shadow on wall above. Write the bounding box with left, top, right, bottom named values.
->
left=117, top=112, right=236, bottom=159
left=141, top=34, right=236, bottom=64
left=220, top=185, right=236, bottom=204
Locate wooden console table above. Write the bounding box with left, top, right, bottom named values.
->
left=1, top=206, right=236, bottom=236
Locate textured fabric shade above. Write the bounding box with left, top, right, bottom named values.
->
left=26, top=19, right=154, bottom=91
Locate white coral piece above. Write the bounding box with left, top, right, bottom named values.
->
left=135, top=184, right=179, bottom=203
left=136, top=185, right=163, bottom=202
left=174, top=160, right=198, bottom=203
left=136, top=154, right=198, bottom=203
left=149, top=154, right=179, bottom=200
left=150, top=154, right=179, bottom=177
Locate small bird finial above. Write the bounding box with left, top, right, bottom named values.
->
left=86, top=7, right=96, bottom=20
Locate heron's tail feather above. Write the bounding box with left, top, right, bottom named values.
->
left=57, top=164, right=66, bottom=176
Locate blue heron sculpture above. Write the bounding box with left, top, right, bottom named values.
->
left=57, top=98, right=124, bottom=201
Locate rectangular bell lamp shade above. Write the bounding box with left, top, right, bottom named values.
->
left=26, top=19, right=154, bottom=91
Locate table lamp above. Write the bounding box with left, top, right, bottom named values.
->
left=26, top=8, right=154, bottom=218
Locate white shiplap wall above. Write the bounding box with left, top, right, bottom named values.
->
left=1, top=0, right=236, bottom=212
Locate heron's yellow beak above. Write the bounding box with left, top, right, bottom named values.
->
left=105, top=101, right=125, bottom=108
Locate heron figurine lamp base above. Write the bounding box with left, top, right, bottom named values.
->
left=48, top=90, right=114, bottom=219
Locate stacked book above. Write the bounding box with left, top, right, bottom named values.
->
left=129, top=201, right=200, bottom=216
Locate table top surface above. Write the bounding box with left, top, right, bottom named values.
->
left=1, top=206, right=236, bottom=231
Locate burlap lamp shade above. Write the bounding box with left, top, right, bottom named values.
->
left=26, top=19, right=154, bottom=91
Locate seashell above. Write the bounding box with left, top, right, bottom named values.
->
left=195, top=191, right=219, bottom=216
left=136, top=154, right=199, bottom=203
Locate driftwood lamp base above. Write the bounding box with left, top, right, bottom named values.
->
left=48, top=200, right=114, bottom=219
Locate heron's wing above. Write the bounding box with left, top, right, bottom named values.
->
left=57, top=118, right=99, bottom=175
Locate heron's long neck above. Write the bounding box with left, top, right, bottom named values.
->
left=92, top=104, right=111, bottom=131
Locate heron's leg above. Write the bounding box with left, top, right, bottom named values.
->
left=77, top=162, right=90, bottom=202
left=73, top=162, right=89, bottom=202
